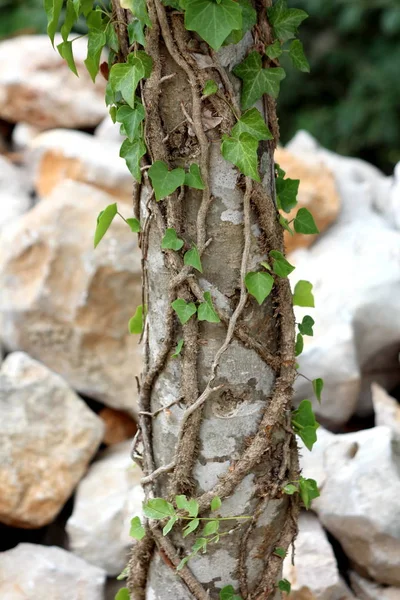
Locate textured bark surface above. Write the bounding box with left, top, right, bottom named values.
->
left=124, top=2, right=299, bottom=598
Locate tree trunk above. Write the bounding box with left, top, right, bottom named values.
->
left=125, top=2, right=299, bottom=598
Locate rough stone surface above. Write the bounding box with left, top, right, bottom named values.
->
left=28, top=129, right=132, bottom=203
left=0, top=179, right=142, bottom=413
left=275, top=147, right=340, bottom=253
left=0, top=543, right=106, bottom=599
left=12, top=122, right=42, bottom=151
left=283, top=512, right=354, bottom=599
left=99, top=407, right=137, bottom=446
left=0, top=35, right=107, bottom=129
left=0, top=352, right=104, bottom=528
left=0, top=155, right=31, bottom=231
left=350, top=571, right=400, bottom=600
left=66, top=440, right=144, bottom=576
left=371, top=383, right=400, bottom=438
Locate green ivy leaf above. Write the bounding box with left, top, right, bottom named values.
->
left=293, top=280, right=315, bottom=307
left=94, top=203, right=117, bottom=247
left=276, top=176, right=299, bottom=212
left=291, top=399, right=319, bottom=451
left=298, top=476, right=320, bottom=510
left=294, top=207, right=319, bottom=234
left=231, top=108, right=273, bottom=141
left=172, top=299, right=197, bottom=325
left=162, top=228, right=184, bottom=251
left=149, top=160, right=185, bottom=201
left=184, top=246, right=203, bottom=273
left=279, top=215, right=294, bottom=235
left=177, top=556, right=190, bottom=571
left=130, top=516, right=146, bottom=540
left=275, top=163, right=286, bottom=178
left=220, top=585, right=243, bottom=600
left=115, top=588, right=130, bottom=600
left=265, top=40, right=283, bottom=59
left=44, top=0, right=63, bottom=45
left=273, top=546, right=286, bottom=558
left=175, top=495, right=199, bottom=517
left=126, top=217, right=141, bottom=233
left=223, top=0, right=257, bottom=45
left=233, top=51, right=286, bottom=109
left=109, top=51, right=153, bottom=108
left=312, top=378, right=324, bottom=403
left=289, top=39, right=310, bottom=73
left=128, top=305, right=144, bottom=334
left=116, top=566, right=128, bottom=581
left=202, top=520, right=219, bottom=536
left=121, top=0, right=151, bottom=26
left=283, top=483, right=298, bottom=495
left=260, top=261, right=271, bottom=271
left=278, top=579, right=291, bottom=593
left=245, top=271, right=274, bottom=305
left=197, top=291, right=220, bottom=323
left=269, top=250, right=295, bottom=277
left=116, top=103, right=145, bottom=142
left=128, top=20, right=146, bottom=46
left=267, top=0, right=308, bottom=42
left=203, top=79, right=219, bottom=97
left=143, top=498, right=176, bottom=520
left=57, top=41, right=78, bottom=76
left=295, top=332, right=303, bottom=356
left=298, top=315, right=314, bottom=336
left=163, top=515, right=178, bottom=536
left=221, top=133, right=260, bottom=181
left=185, top=0, right=242, bottom=50
left=175, top=494, right=189, bottom=510
left=184, top=164, right=205, bottom=190
left=183, top=518, right=200, bottom=537
left=192, top=537, right=208, bottom=553
left=172, top=338, right=184, bottom=357
left=211, top=496, right=221, bottom=511
left=120, top=138, right=147, bottom=182
left=85, top=28, right=107, bottom=82
left=61, top=0, right=77, bottom=42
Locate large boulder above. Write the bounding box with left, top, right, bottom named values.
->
left=0, top=155, right=31, bottom=231
left=0, top=35, right=107, bottom=129
left=0, top=352, right=103, bottom=528
left=66, top=440, right=144, bottom=576
left=350, top=571, right=400, bottom=600
left=0, top=179, right=142, bottom=413
left=371, top=383, right=400, bottom=438
left=0, top=543, right=106, bottom=599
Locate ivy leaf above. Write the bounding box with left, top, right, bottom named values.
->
left=233, top=52, right=286, bottom=109
left=162, top=228, right=184, bottom=251
left=269, top=250, right=295, bottom=277
left=298, top=315, right=314, bottom=336
left=202, top=520, right=219, bottom=536
left=121, top=0, right=151, bottom=26
left=295, top=332, right=303, bottom=356
left=223, top=0, right=257, bottom=45
left=273, top=546, right=286, bottom=558
left=130, top=516, right=145, bottom=540
left=289, top=39, right=310, bottom=73
left=276, top=177, right=299, bottom=212
left=265, top=40, right=283, bottom=59
left=94, top=203, right=117, bottom=248
left=312, top=378, right=324, bottom=403
left=184, top=246, right=203, bottom=273
left=185, top=0, right=242, bottom=50
left=192, top=537, right=208, bottom=554
left=128, top=305, right=144, bottom=334
left=184, top=164, right=205, bottom=190
left=293, top=280, right=315, bottom=307
left=115, top=588, right=130, bottom=600
left=172, top=299, right=197, bottom=325
left=198, top=291, right=220, bottom=323
left=291, top=399, right=319, bottom=451
left=203, top=79, right=219, bottom=97
left=172, top=338, right=184, bottom=358
left=163, top=515, right=178, bottom=536
left=149, top=160, right=185, bottom=201
left=175, top=495, right=199, bottom=517
left=61, top=0, right=77, bottom=42
left=175, top=494, right=189, bottom=510
left=211, top=496, right=221, bottom=511
left=143, top=498, right=176, bottom=520
left=177, top=556, right=190, bottom=571
left=278, top=579, right=291, bottom=593
left=116, top=566, right=128, bottom=581
left=116, top=103, right=145, bottom=142
left=231, top=108, right=273, bottom=141
left=283, top=483, right=298, bottom=495
left=85, top=28, right=107, bottom=82
left=221, top=133, right=260, bottom=181
left=57, top=41, right=78, bottom=76
left=44, top=0, right=63, bottom=45
left=298, top=477, right=320, bottom=510
left=245, top=271, right=274, bottom=305
left=109, top=51, right=153, bottom=108
left=267, top=0, right=308, bottom=42
left=126, top=217, right=141, bottom=233
left=260, top=261, right=271, bottom=271
left=183, top=518, right=200, bottom=537
left=128, top=20, right=146, bottom=46
left=120, top=138, right=147, bottom=182
left=220, top=586, right=242, bottom=600
left=294, top=207, right=319, bottom=234
left=279, top=215, right=294, bottom=235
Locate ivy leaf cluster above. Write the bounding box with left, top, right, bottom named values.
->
left=172, top=294, right=220, bottom=325
left=291, top=399, right=319, bottom=451
left=283, top=475, right=320, bottom=509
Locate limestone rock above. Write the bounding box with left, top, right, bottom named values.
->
left=99, top=407, right=137, bottom=446
left=275, top=147, right=340, bottom=253
left=0, top=155, right=31, bottom=231
left=28, top=129, right=132, bottom=203
left=371, top=383, right=400, bottom=437
left=0, top=35, right=107, bottom=129
left=283, top=512, right=353, bottom=599
left=0, top=352, right=104, bottom=528
left=66, top=440, right=144, bottom=576
left=350, top=571, right=400, bottom=600
left=0, top=179, right=142, bottom=413
left=12, top=122, right=42, bottom=151
left=95, top=116, right=124, bottom=143
left=0, top=543, right=106, bottom=599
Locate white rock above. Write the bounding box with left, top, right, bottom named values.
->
left=350, top=571, right=400, bottom=600
left=0, top=35, right=107, bottom=129
left=67, top=440, right=144, bottom=576
left=0, top=180, right=142, bottom=413
left=28, top=129, right=132, bottom=203
left=371, top=383, right=400, bottom=437
left=0, top=155, right=31, bottom=231
left=283, top=512, right=354, bottom=599
left=0, top=352, right=103, bottom=528
left=0, top=543, right=106, bottom=599
left=95, top=116, right=124, bottom=143
left=12, top=122, right=42, bottom=151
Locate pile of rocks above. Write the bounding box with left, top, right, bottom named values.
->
left=0, top=34, right=399, bottom=600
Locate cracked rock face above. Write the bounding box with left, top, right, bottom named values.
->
left=0, top=179, right=142, bottom=413
left=0, top=352, right=104, bottom=528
